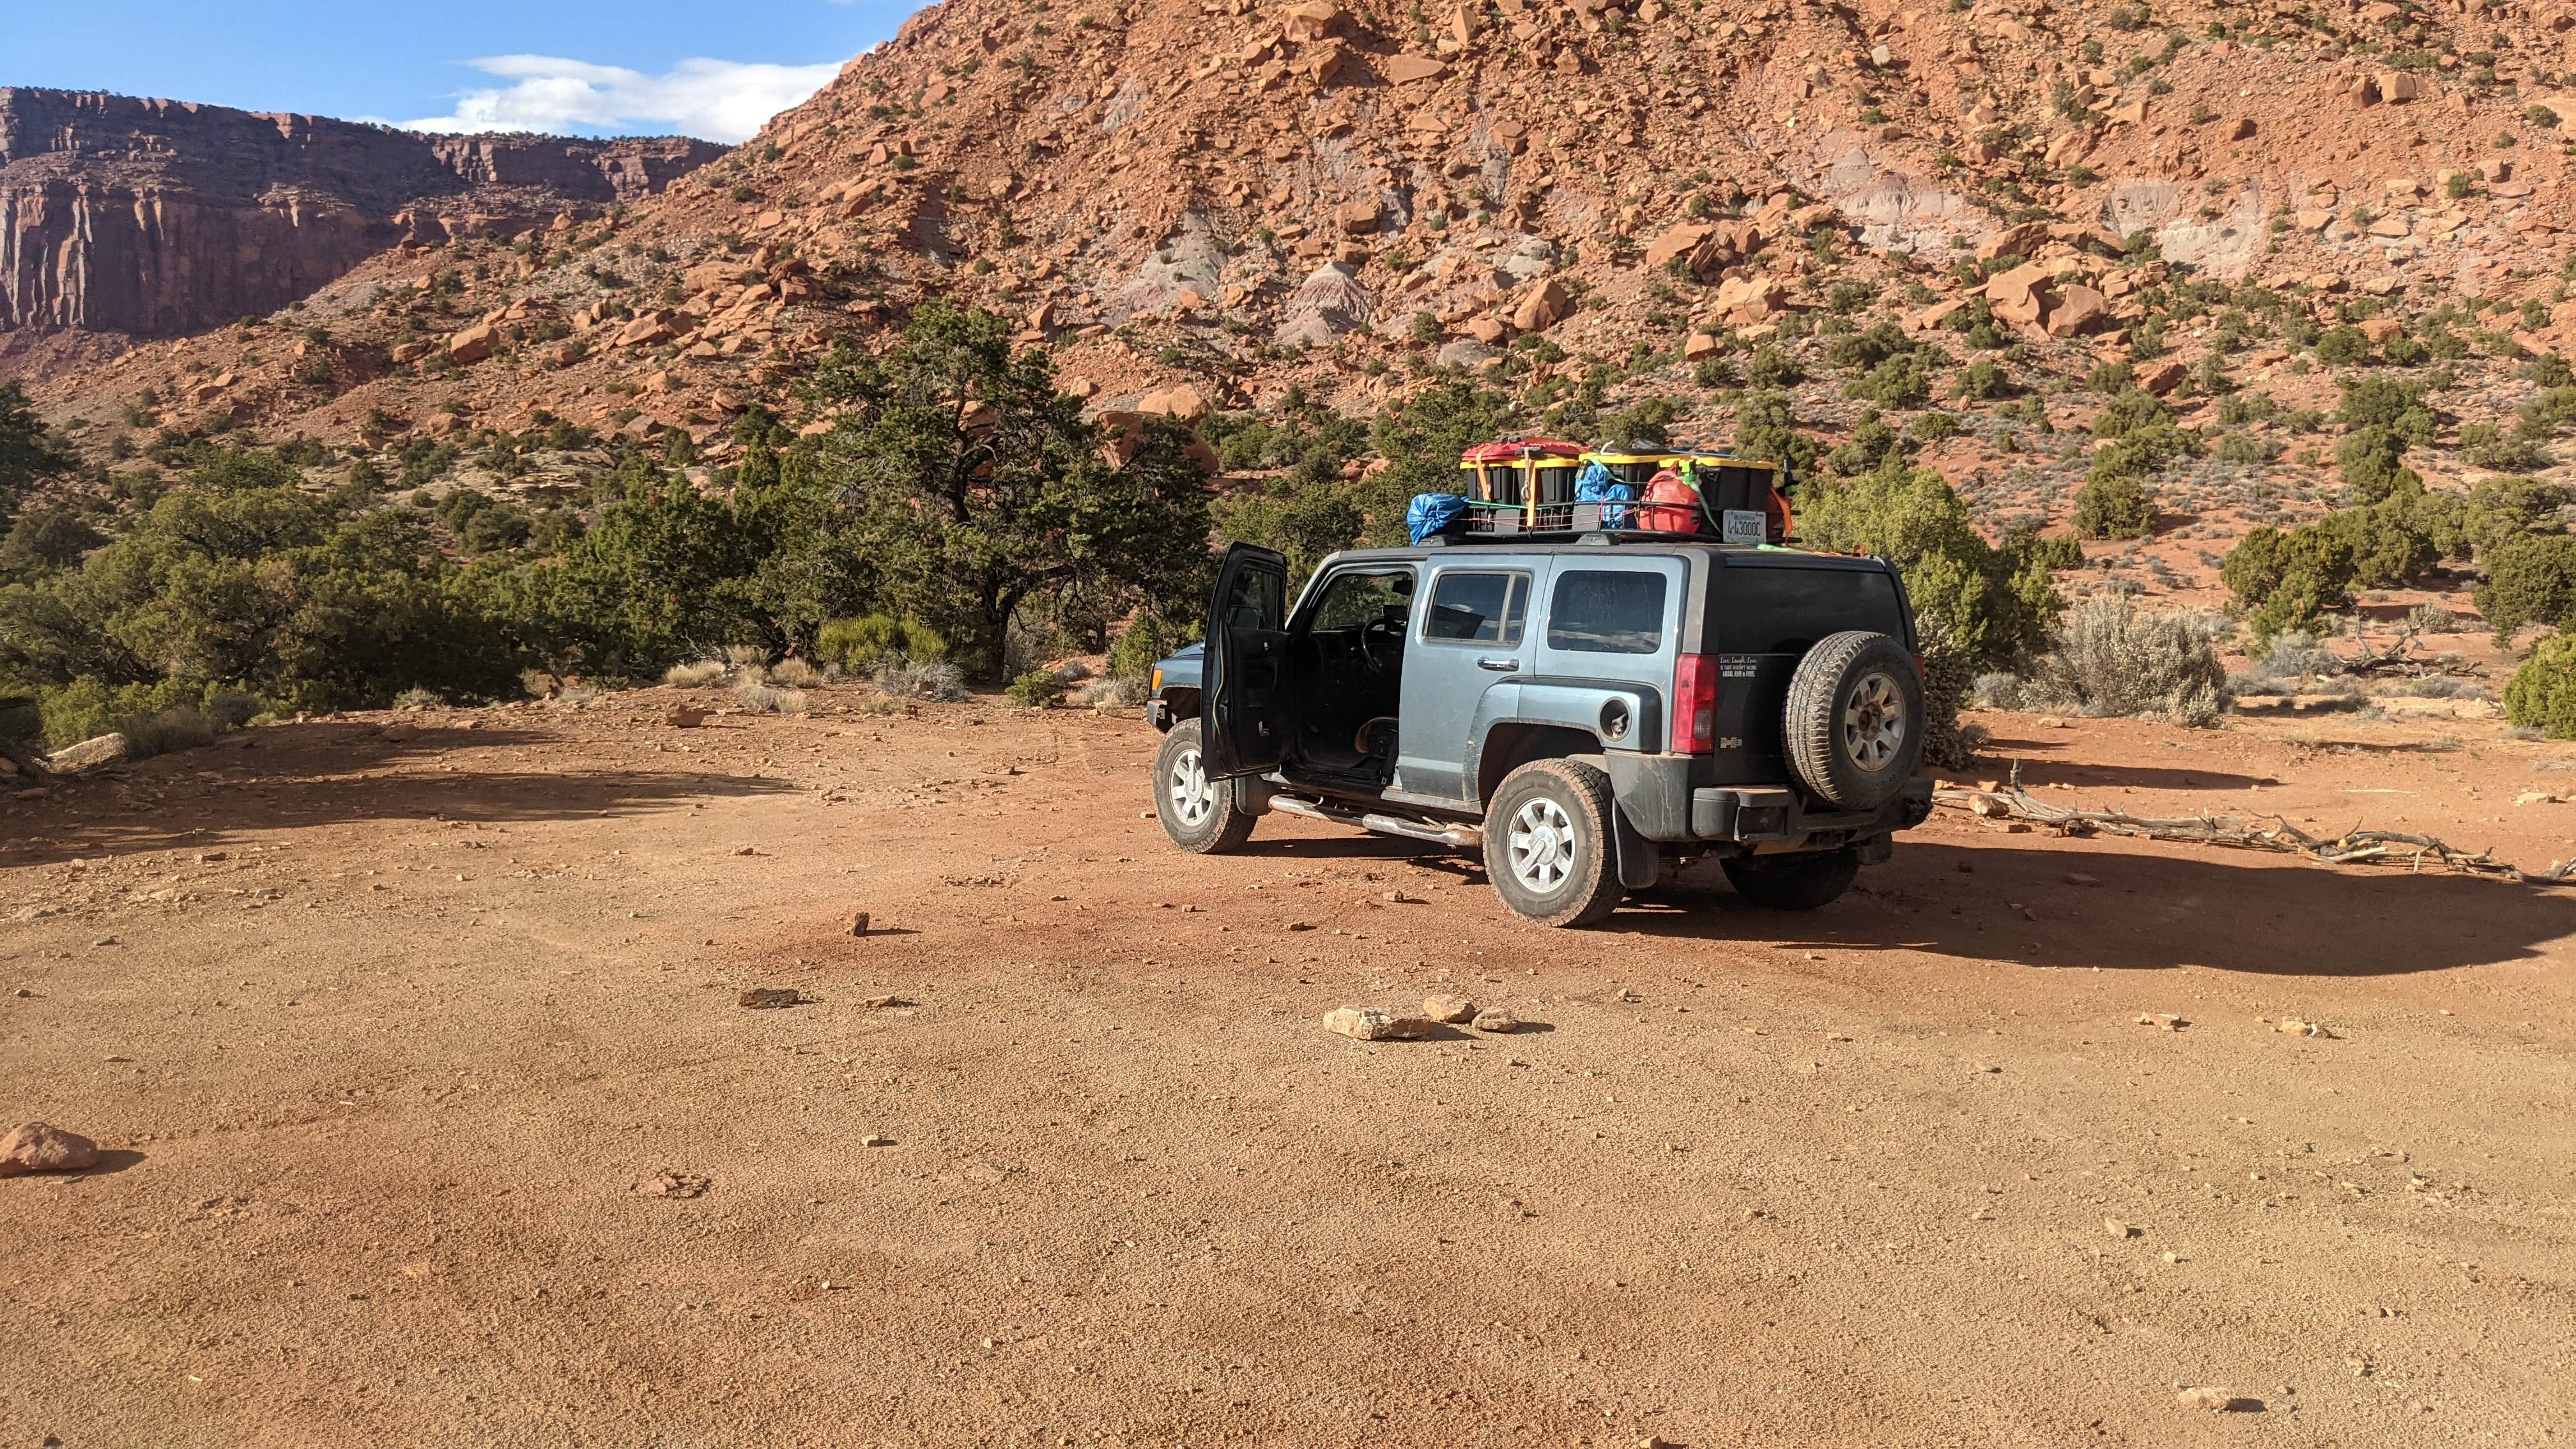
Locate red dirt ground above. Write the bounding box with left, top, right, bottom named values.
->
left=4, top=689, right=2572, bottom=1445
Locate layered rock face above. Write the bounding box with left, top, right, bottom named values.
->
left=0, top=89, right=722, bottom=336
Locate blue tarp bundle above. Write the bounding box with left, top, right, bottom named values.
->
left=1407, top=493, right=1471, bottom=543
left=1574, top=461, right=1633, bottom=528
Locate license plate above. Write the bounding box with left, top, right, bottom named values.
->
left=1721, top=509, right=1767, bottom=544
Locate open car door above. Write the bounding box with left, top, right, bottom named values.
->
left=1202, top=542, right=1292, bottom=778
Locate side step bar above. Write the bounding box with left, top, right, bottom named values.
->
left=1268, top=795, right=1483, bottom=850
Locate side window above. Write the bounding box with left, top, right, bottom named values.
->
left=1423, top=571, right=1529, bottom=645
left=1222, top=566, right=1285, bottom=632
left=1547, top=570, right=1668, bottom=654
left=1306, top=568, right=1415, bottom=631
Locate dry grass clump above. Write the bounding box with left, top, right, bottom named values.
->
left=664, top=659, right=728, bottom=688
left=733, top=680, right=809, bottom=715
left=770, top=657, right=825, bottom=689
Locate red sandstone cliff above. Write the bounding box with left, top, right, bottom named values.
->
left=0, top=89, right=724, bottom=337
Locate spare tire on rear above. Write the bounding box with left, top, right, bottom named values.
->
left=1783, top=631, right=1922, bottom=810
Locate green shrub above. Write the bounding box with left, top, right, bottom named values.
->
left=0, top=507, right=103, bottom=575
left=816, top=615, right=946, bottom=674
left=2222, top=524, right=2358, bottom=639
left=2460, top=475, right=2568, bottom=558
left=2459, top=420, right=2552, bottom=472
left=1843, top=353, right=1937, bottom=407
left=1745, top=345, right=1805, bottom=388
left=1733, top=391, right=1818, bottom=472
left=2474, top=533, right=2576, bottom=641
left=2315, top=325, right=2373, bottom=365
left=1107, top=611, right=1197, bottom=683
left=1006, top=668, right=1068, bottom=707
left=2339, top=377, right=2435, bottom=442
left=34, top=676, right=266, bottom=755
left=2073, top=471, right=2156, bottom=539
left=2336, top=426, right=2418, bottom=503
left=2505, top=631, right=2576, bottom=737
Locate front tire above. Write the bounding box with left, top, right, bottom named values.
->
left=1154, top=719, right=1257, bottom=854
left=1722, top=848, right=1861, bottom=911
left=1483, top=759, right=1625, bottom=927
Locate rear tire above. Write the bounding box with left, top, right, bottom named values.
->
left=1483, top=759, right=1626, bottom=927
left=1784, top=631, right=1924, bottom=810
left=1722, top=848, right=1861, bottom=911
left=1154, top=719, right=1257, bottom=854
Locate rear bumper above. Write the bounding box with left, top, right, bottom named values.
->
left=1687, top=775, right=1933, bottom=851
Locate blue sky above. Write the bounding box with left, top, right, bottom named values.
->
left=9, top=0, right=919, bottom=142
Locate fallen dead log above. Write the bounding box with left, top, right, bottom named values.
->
left=1936, top=781, right=2576, bottom=886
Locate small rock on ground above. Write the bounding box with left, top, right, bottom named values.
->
left=0, top=1122, right=101, bottom=1176
left=665, top=705, right=709, bottom=728
left=1471, top=1007, right=1521, bottom=1033
left=2176, top=1387, right=2264, bottom=1412
left=737, top=988, right=807, bottom=1009
left=1423, top=993, right=1476, bottom=1023
left=1323, top=1006, right=1397, bottom=1040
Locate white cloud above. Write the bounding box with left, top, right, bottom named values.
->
left=402, top=55, right=839, bottom=144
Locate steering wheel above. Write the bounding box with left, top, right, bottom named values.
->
left=1358, top=615, right=1402, bottom=673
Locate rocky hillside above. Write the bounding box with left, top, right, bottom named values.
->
left=19, top=0, right=2576, bottom=613
left=0, top=88, right=723, bottom=349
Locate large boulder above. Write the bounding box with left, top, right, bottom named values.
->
left=1282, top=2, right=1346, bottom=42
left=1512, top=278, right=1572, bottom=333
left=2043, top=284, right=2109, bottom=337
left=1712, top=275, right=1788, bottom=325
left=446, top=322, right=498, bottom=364
left=47, top=733, right=129, bottom=772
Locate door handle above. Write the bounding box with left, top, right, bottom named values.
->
left=1476, top=657, right=1521, bottom=672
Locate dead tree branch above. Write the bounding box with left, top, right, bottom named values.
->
left=1936, top=783, right=2576, bottom=886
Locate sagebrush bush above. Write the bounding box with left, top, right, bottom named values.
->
left=2506, top=632, right=2576, bottom=737
left=1074, top=675, right=1148, bottom=709
left=875, top=659, right=967, bottom=702
left=2018, top=596, right=2228, bottom=725
left=733, top=680, right=807, bottom=714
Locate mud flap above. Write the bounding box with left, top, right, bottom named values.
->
left=1613, top=805, right=1662, bottom=890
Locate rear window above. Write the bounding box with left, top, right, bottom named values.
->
left=1424, top=571, right=1529, bottom=645
left=1547, top=570, right=1667, bottom=654
left=1717, top=565, right=1908, bottom=654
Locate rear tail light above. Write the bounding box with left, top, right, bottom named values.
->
left=1673, top=653, right=1719, bottom=754
left=1765, top=486, right=1793, bottom=544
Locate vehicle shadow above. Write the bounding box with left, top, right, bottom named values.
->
left=1617, top=841, right=2576, bottom=977
left=3, top=723, right=800, bottom=865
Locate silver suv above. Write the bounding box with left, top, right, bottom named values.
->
left=1147, top=537, right=1933, bottom=926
